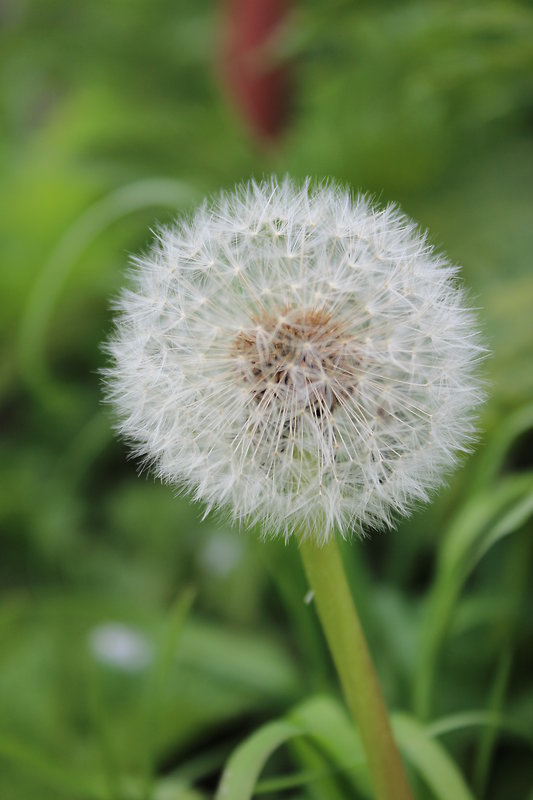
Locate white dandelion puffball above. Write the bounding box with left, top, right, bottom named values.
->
left=105, top=177, right=483, bottom=542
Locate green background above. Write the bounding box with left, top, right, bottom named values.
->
left=1, top=1, right=533, bottom=798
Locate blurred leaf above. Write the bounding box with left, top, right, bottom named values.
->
left=215, top=719, right=303, bottom=800
left=470, top=404, right=533, bottom=490
left=17, top=178, right=198, bottom=399
left=216, top=694, right=371, bottom=800
left=0, top=733, right=108, bottom=800
left=142, top=588, right=196, bottom=799
left=151, top=776, right=205, bottom=800
left=428, top=707, right=533, bottom=747
left=288, top=696, right=368, bottom=794
left=392, top=714, right=474, bottom=800
left=415, top=471, right=533, bottom=717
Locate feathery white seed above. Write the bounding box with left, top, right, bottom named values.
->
left=103, top=177, right=484, bottom=543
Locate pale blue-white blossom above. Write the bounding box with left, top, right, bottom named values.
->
left=89, top=622, right=153, bottom=671
left=104, top=178, right=484, bottom=542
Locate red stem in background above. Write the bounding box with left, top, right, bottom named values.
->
left=219, top=0, right=291, bottom=145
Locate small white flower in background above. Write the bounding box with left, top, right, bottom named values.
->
left=199, top=531, right=245, bottom=578
left=89, top=623, right=153, bottom=672
left=104, top=177, right=484, bottom=543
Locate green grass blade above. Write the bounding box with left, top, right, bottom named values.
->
left=0, top=733, right=108, bottom=800
left=470, top=404, right=533, bottom=491
left=393, top=714, right=475, bottom=800
left=17, top=178, right=198, bottom=396
left=141, top=587, right=196, bottom=800
left=215, top=695, right=371, bottom=800
left=215, top=720, right=302, bottom=800
left=289, top=695, right=368, bottom=793
left=427, top=708, right=533, bottom=747
left=415, top=472, right=533, bottom=718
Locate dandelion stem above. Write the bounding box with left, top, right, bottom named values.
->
left=299, top=537, right=413, bottom=800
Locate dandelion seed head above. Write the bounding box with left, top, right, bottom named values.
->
left=104, top=177, right=484, bottom=543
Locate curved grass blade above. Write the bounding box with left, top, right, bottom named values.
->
left=427, top=709, right=533, bottom=747
left=216, top=694, right=371, bottom=800
left=0, top=733, right=108, bottom=800
left=470, top=404, right=533, bottom=490
left=392, top=714, right=475, bottom=800
left=415, top=472, right=533, bottom=718
left=288, top=695, right=368, bottom=793
left=18, top=178, right=198, bottom=397
left=215, top=719, right=303, bottom=800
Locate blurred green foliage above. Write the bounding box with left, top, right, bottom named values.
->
left=1, top=0, right=533, bottom=798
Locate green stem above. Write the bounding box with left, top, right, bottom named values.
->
left=299, top=537, right=413, bottom=800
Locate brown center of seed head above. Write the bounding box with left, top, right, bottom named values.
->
left=233, top=306, right=360, bottom=416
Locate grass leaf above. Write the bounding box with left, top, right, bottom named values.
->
left=393, top=714, right=475, bottom=800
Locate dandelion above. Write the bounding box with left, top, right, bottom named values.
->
left=104, top=177, right=484, bottom=800
left=104, top=177, right=483, bottom=543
